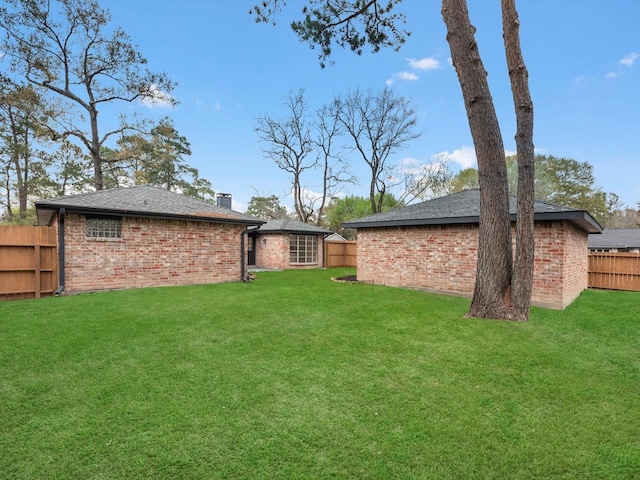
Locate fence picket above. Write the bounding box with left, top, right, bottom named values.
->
left=588, top=252, right=640, bottom=292
left=0, top=226, right=58, bottom=300
left=324, top=241, right=357, bottom=268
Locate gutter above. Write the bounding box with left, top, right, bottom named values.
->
left=54, top=208, right=66, bottom=295
left=240, top=228, right=249, bottom=282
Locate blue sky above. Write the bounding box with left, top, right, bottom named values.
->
left=102, top=0, right=640, bottom=212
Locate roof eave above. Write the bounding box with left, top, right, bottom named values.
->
left=343, top=211, right=603, bottom=234
left=343, top=216, right=480, bottom=229
left=257, top=229, right=332, bottom=235
left=532, top=211, right=602, bottom=234
left=35, top=204, right=265, bottom=226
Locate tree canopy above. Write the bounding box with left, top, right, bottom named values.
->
left=450, top=154, right=620, bottom=226
left=246, top=195, right=290, bottom=220
left=0, top=0, right=177, bottom=191
left=0, top=0, right=212, bottom=223
left=323, top=193, right=403, bottom=239
left=108, top=118, right=215, bottom=201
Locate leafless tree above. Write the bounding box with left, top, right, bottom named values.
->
left=255, top=90, right=317, bottom=223
left=332, top=87, right=421, bottom=214
left=398, top=153, right=454, bottom=204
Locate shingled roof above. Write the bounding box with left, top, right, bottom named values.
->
left=251, top=218, right=333, bottom=235
left=343, top=189, right=602, bottom=234
left=35, top=185, right=264, bottom=226
left=588, top=228, right=640, bottom=249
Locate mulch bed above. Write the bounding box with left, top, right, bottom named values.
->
left=331, top=274, right=358, bottom=283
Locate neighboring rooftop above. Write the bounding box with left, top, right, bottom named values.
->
left=343, top=189, right=602, bottom=234
left=588, top=228, right=640, bottom=249
left=325, top=233, right=348, bottom=242
left=252, top=218, right=333, bottom=235
left=35, top=185, right=264, bottom=226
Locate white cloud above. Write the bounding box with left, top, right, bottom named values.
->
left=386, top=71, right=419, bottom=86
left=619, top=52, right=639, bottom=67
left=387, top=56, right=442, bottom=85
left=232, top=199, right=245, bottom=212
left=439, top=146, right=477, bottom=169
left=397, top=71, right=419, bottom=81
left=399, top=156, right=418, bottom=166
left=606, top=71, right=619, bottom=79
left=573, top=75, right=588, bottom=86
left=408, top=57, right=441, bottom=71
left=139, top=83, right=174, bottom=108
left=301, top=187, right=323, bottom=203
left=437, top=147, right=523, bottom=169
left=283, top=187, right=324, bottom=211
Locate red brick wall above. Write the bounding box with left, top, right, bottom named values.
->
left=561, top=221, right=589, bottom=306
left=254, top=233, right=325, bottom=270
left=356, top=221, right=588, bottom=309
left=62, top=213, right=245, bottom=293
left=255, top=233, right=288, bottom=270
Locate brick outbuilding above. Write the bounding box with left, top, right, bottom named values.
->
left=248, top=218, right=333, bottom=270
left=343, top=190, right=602, bottom=309
left=35, top=186, right=263, bottom=294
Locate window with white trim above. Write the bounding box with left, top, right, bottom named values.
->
left=290, top=234, right=317, bottom=264
left=86, top=216, right=122, bottom=239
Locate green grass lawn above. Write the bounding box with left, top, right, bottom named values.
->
left=1, top=268, right=639, bottom=479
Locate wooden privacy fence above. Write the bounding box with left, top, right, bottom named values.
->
left=588, top=252, right=640, bottom=292
left=324, top=240, right=357, bottom=268
left=0, top=226, right=58, bottom=300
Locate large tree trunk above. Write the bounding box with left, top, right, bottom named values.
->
left=3, top=177, right=13, bottom=220
left=442, top=0, right=518, bottom=320
left=367, top=158, right=378, bottom=214
left=503, top=0, right=535, bottom=320
left=89, top=108, right=104, bottom=190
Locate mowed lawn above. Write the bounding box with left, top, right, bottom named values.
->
left=1, top=268, right=639, bottom=479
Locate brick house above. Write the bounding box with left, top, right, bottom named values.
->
left=248, top=218, right=333, bottom=270
left=343, top=189, right=602, bottom=309
left=35, top=186, right=263, bottom=294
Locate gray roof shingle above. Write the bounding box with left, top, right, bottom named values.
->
left=588, top=229, right=640, bottom=249
left=343, top=189, right=602, bottom=233
left=35, top=185, right=263, bottom=225
left=252, top=218, right=333, bottom=234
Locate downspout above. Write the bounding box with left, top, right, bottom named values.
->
left=322, top=234, right=331, bottom=268
left=54, top=208, right=66, bottom=295
left=240, top=228, right=249, bottom=282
